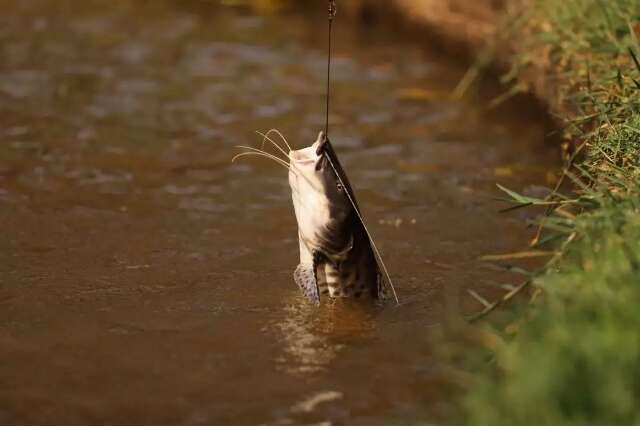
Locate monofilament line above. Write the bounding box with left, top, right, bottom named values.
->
left=325, top=155, right=400, bottom=305
left=325, top=0, right=336, bottom=136
left=322, top=0, right=398, bottom=305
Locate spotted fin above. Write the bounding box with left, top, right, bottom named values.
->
left=294, top=263, right=320, bottom=304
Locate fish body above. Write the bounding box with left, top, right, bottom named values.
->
left=288, top=132, right=383, bottom=303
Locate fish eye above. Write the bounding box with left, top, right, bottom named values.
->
left=336, top=183, right=343, bottom=191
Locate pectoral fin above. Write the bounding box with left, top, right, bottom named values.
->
left=294, top=263, right=320, bottom=304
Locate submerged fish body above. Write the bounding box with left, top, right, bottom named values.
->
left=288, top=131, right=383, bottom=303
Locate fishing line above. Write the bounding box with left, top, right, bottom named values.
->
left=325, top=0, right=336, bottom=136
left=322, top=0, right=399, bottom=305
left=325, top=155, right=400, bottom=305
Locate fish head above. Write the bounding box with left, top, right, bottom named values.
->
left=288, top=131, right=354, bottom=255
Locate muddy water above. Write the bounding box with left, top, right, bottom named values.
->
left=0, top=1, right=557, bottom=425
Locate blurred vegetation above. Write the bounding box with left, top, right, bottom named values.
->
left=446, top=0, right=640, bottom=424
left=222, top=0, right=289, bottom=14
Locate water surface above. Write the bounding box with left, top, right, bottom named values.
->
left=0, top=2, right=557, bottom=424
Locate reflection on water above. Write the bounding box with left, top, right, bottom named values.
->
left=274, top=296, right=377, bottom=375
left=0, top=0, right=557, bottom=424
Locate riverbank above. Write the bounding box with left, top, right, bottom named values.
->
left=341, top=0, right=501, bottom=58
left=353, top=0, right=640, bottom=424
left=458, top=1, right=640, bottom=423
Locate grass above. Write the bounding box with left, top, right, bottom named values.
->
left=446, top=1, right=640, bottom=424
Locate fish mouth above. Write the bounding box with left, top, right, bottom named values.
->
left=289, top=142, right=321, bottom=166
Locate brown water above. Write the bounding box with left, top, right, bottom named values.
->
left=0, top=1, right=557, bottom=425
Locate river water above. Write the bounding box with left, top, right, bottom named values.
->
left=0, top=1, right=557, bottom=425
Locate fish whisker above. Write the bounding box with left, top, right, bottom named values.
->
left=255, top=131, right=291, bottom=161
left=235, top=145, right=290, bottom=165
left=265, top=128, right=293, bottom=151
left=231, top=152, right=292, bottom=172
left=232, top=147, right=298, bottom=176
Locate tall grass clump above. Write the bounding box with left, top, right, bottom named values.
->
left=451, top=1, right=640, bottom=424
